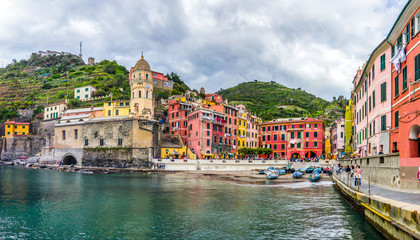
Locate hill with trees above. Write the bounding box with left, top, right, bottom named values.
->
left=217, top=81, right=347, bottom=125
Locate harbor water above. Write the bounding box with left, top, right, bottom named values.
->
left=0, top=166, right=385, bottom=239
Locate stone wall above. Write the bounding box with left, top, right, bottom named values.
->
left=338, top=154, right=402, bottom=190
left=1, top=136, right=47, bottom=161
left=38, top=119, right=59, bottom=136
left=82, top=148, right=151, bottom=168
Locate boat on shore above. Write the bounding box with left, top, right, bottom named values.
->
left=309, top=172, right=321, bottom=181
left=292, top=171, right=303, bottom=178
left=266, top=170, right=279, bottom=179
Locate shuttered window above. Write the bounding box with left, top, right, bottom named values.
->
left=415, top=54, right=420, bottom=81
left=381, top=115, right=386, bottom=131
left=394, top=75, right=399, bottom=97
left=380, top=54, right=386, bottom=71
left=381, top=83, right=386, bottom=102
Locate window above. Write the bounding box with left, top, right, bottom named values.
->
left=305, top=142, right=308, bottom=148
left=85, top=88, right=89, bottom=91
left=281, top=144, right=285, bottom=150
left=85, top=95, right=88, bottom=98
left=297, top=132, right=301, bottom=138
left=262, top=136, right=265, bottom=141
left=372, top=91, right=376, bottom=108
left=305, top=132, right=309, bottom=138
left=108, top=110, right=111, bottom=116
left=100, top=138, right=104, bottom=146
left=403, top=66, right=407, bottom=90
left=415, top=54, right=420, bottom=81
left=380, top=54, right=386, bottom=71
left=314, top=142, right=318, bottom=148
left=369, top=96, right=371, bottom=112
left=381, top=115, right=386, bottom=131
left=77, top=89, right=80, bottom=93
left=118, top=137, right=123, bottom=146
left=297, top=143, right=301, bottom=148
left=274, top=135, right=277, bottom=141
left=116, top=110, right=119, bottom=116
left=341, top=132, right=343, bottom=138
left=412, top=17, right=415, bottom=39
left=314, top=124, right=318, bottom=129
left=62, top=130, right=66, bottom=140
left=291, top=144, right=295, bottom=148
left=372, top=64, right=375, bottom=79
left=74, top=129, right=78, bottom=140
left=84, top=138, right=88, bottom=146
left=405, top=24, right=410, bottom=45
left=395, top=111, right=399, bottom=128
left=267, top=135, right=271, bottom=141
left=394, top=75, right=399, bottom=97
left=314, top=132, right=318, bottom=138
left=281, top=134, right=285, bottom=141
left=291, top=132, right=295, bottom=138
left=380, top=82, right=386, bottom=102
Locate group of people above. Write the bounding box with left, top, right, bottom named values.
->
left=289, top=157, right=319, bottom=163
left=334, top=163, right=363, bottom=187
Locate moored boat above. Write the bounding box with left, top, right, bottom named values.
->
left=266, top=170, right=279, bottom=179
left=309, top=172, right=321, bottom=181
left=292, top=171, right=303, bottom=178
left=279, top=169, right=286, bottom=175
left=305, top=167, right=314, bottom=173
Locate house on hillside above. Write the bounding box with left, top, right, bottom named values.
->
left=44, top=102, right=68, bottom=120
left=74, top=85, right=96, bottom=101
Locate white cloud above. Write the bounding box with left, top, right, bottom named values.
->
left=0, top=0, right=408, bottom=100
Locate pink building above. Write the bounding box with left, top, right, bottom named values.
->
left=187, top=108, right=226, bottom=159
left=331, top=118, right=345, bottom=156
left=211, top=104, right=239, bottom=154
left=260, top=118, right=324, bottom=159
left=168, top=99, right=193, bottom=145
left=353, top=40, right=392, bottom=157
left=205, top=94, right=224, bottom=104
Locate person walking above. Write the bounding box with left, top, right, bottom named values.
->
left=355, top=165, right=362, bottom=187
left=417, top=167, right=420, bottom=182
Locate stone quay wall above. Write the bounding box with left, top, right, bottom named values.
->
left=0, top=136, right=47, bottom=161
left=333, top=175, right=420, bottom=240
left=337, top=154, right=403, bottom=191
left=338, top=154, right=420, bottom=192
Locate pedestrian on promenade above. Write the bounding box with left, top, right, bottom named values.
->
left=417, top=167, right=420, bottom=182
left=346, top=165, right=351, bottom=180
left=355, top=165, right=362, bottom=186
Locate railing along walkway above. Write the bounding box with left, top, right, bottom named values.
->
left=334, top=171, right=420, bottom=206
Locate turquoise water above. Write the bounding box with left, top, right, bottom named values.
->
left=0, top=166, right=384, bottom=239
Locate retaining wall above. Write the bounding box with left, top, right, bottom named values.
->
left=333, top=175, right=420, bottom=240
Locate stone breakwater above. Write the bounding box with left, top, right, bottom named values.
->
left=333, top=175, right=420, bottom=240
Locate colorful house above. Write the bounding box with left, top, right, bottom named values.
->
left=103, top=101, right=131, bottom=117
left=168, top=99, right=194, bottom=145
left=211, top=104, right=239, bottom=154
left=75, top=85, right=96, bottom=101
left=4, top=121, right=30, bottom=137
left=387, top=0, right=420, bottom=183
left=344, top=100, right=353, bottom=154
left=260, top=118, right=324, bottom=159
left=331, top=118, right=345, bottom=156
left=236, top=105, right=247, bottom=149
left=44, top=102, right=67, bottom=120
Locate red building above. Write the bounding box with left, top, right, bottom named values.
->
left=168, top=99, right=194, bottom=145
left=187, top=108, right=226, bottom=159
left=211, top=104, right=239, bottom=154
left=387, top=0, right=420, bottom=181
left=260, top=118, right=324, bottom=159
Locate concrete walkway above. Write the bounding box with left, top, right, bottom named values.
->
left=335, top=172, right=420, bottom=206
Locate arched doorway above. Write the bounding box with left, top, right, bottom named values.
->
left=291, top=153, right=300, bottom=159
left=409, top=124, right=420, bottom=157
left=305, top=151, right=316, bottom=158
left=62, top=155, right=77, bottom=165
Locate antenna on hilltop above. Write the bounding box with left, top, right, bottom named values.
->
left=79, top=41, right=83, bottom=59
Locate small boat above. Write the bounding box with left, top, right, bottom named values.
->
left=292, top=171, right=303, bottom=178
left=264, top=167, right=275, bottom=175
left=289, top=168, right=295, bottom=173
left=313, top=168, right=322, bottom=174
left=298, top=168, right=305, bottom=173
left=309, top=172, right=321, bottom=181
left=258, top=170, right=266, bottom=174
left=266, top=170, right=279, bottom=179
left=305, top=167, right=314, bottom=173
left=279, top=169, right=286, bottom=175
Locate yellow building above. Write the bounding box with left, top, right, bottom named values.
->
left=344, top=100, right=353, bottom=154
left=4, top=121, right=30, bottom=137
left=238, top=111, right=247, bottom=148
left=103, top=101, right=131, bottom=117
left=325, top=137, right=332, bottom=158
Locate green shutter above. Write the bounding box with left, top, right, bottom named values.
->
left=381, top=83, right=386, bottom=102
left=394, top=75, right=399, bottom=97
left=381, top=54, right=386, bottom=71
left=415, top=54, right=420, bottom=81
left=395, top=111, right=399, bottom=128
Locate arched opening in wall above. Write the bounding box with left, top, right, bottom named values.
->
left=291, top=153, right=300, bottom=159
left=408, top=124, right=420, bottom=157
left=305, top=151, right=316, bottom=159
left=62, top=155, right=77, bottom=165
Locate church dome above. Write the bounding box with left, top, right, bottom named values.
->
left=133, top=55, right=151, bottom=71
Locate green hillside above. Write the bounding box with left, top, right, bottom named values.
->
left=217, top=81, right=346, bottom=123
left=0, top=53, right=130, bottom=122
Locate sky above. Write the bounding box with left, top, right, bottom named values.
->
left=0, top=0, right=408, bottom=100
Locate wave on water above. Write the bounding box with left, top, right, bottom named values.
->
left=230, top=180, right=334, bottom=189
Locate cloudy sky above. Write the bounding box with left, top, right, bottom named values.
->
left=0, top=0, right=407, bottom=100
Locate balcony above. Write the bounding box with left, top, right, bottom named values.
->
left=201, top=116, right=226, bottom=125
